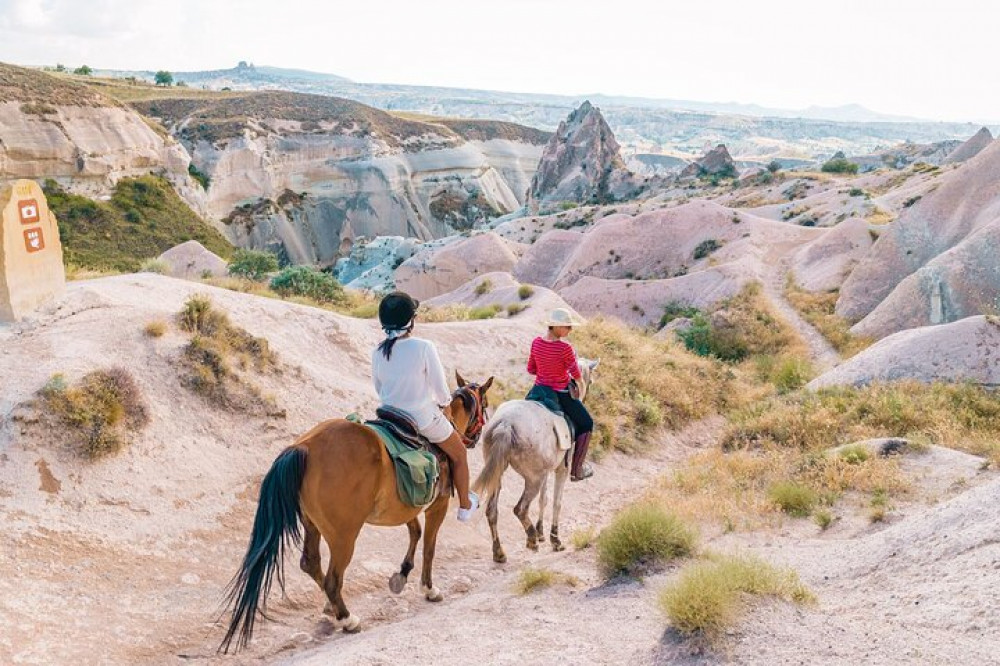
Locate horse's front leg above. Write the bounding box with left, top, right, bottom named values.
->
left=550, top=464, right=569, bottom=552
left=389, top=518, right=421, bottom=594
left=419, top=497, right=449, bottom=602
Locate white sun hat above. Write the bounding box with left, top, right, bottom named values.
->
left=545, top=308, right=580, bottom=327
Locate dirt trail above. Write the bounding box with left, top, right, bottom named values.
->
left=762, top=248, right=840, bottom=371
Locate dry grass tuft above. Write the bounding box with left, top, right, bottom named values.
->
left=658, top=554, right=814, bottom=643
left=518, top=284, right=535, bottom=300
left=597, top=504, right=696, bottom=578
left=571, top=527, right=597, bottom=550
left=39, top=369, right=150, bottom=458
left=176, top=295, right=279, bottom=413
left=144, top=320, right=167, bottom=338
left=784, top=279, right=873, bottom=358
left=768, top=481, right=818, bottom=517
left=514, top=567, right=580, bottom=595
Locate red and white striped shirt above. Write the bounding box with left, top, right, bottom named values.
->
left=527, top=336, right=581, bottom=390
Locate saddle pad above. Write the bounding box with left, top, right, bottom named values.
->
left=366, top=422, right=440, bottom=507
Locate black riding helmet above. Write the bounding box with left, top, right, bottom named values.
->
left=378, top=291, right=420, bottom=330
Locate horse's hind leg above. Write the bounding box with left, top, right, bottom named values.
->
left=535, top=473, right=548, bottom=543
left=549, top=465, right=569, bottom=552
left=299, top=514, right=325, bottom=588
left=389, top=518, right=421, bottom=594
left=321, top=523, right=363, bottom=633
left=487, top=486, right=506, bottom=563
left=419, top=498, right=449, bottom=602
left=513, top=476, right=544, bottom=551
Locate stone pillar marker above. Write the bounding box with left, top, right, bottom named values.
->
left=0, top=179, right=66, bottom=322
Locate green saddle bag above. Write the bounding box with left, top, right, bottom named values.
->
left=350, top=414, right=439, bottom=507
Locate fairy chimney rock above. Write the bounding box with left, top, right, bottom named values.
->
left=0, top=180, right=66, bottom=322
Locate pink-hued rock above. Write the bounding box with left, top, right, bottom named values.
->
left=680, top=144, right=736, bottom=179
left=838, top=138, right=1000, bottom=333
left=393, top=232, right=521, bottom=300
left=791, top=217, right=874, bottom=292
left=527, top=101, right=637, bottom=207
left=943, top=127, right=994, bottom=165
left=424, top=271, right=578, bottom=326
left=158, top=240, right=228, bottom=280
left=808, top=316, right=1000, bottom=388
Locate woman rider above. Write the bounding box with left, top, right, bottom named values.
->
left=371, top=292, right=479, bottom=521
left=526, top=308, right=594, bottom=481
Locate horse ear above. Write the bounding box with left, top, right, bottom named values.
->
left=481, top=376, right=494, bottom=394
left=590, top=358, right=601, bottom=370
left=455, top=371, right=467, bottom=387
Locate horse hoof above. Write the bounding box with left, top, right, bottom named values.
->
left=389, top=573, right=407, bottom=594
left=493, top=551, right=507, bottom=564
left=334, top=613, right=361, bottom=633
left=526, top=539, right=539, bottom=552
left=552, top=540, right=565, bottom=552
left=322, top=601, right=335, bottom=616
left=421, top=585, right=444, bottom=602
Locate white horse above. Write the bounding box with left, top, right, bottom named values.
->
left=473, top=359, right=599, bottom=563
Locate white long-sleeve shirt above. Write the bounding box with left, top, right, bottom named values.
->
left=371, top=337, right=451, bottom=428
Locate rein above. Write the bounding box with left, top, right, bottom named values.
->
left=449, top=384, right=487, bottom=449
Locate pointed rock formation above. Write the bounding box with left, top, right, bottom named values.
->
left=527, top=101, right=636, bottom=208
left=943, top=127, right=994, bottom=165
left=680, top=144, right=737, bottom=179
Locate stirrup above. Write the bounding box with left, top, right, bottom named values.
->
left=571, top=463, right=594, bottom=482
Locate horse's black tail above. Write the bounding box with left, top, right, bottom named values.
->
left=219, top=446, right=307, bottom=653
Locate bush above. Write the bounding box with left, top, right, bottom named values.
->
left=469, top=304, right=502, bottom=320
left=597, top=504, right=696, bottom=577
left=154, top=70, right=173, bottom=86
left=693, top=239, right=722, bottom=260
left=518, top=284, right=535, bottom=300
left=138, top=258, right=170, bottom=274
left=474, top=279, right=493, bottom=296
left=658, top=554, right=813, bottom=641
left=188, top=163, right=210, bottom=189
left=814, top=508, right=834, bottom=530
left=228, top=249, right=279, bottom=281
left=755, top=354, right=814, bottom=393
left=506, top=303, right=527, bottom=316
left=144, top=320, right=167, bottom=338
left=768, top=481, right=818, bottom=517
left=571, top=527, right=596, bottom=550
left=270, top=266, right=346, bottom=304
left=767, top=160, right=782, bottom=173
left=821, top=158, right=859, bottom=175
left=659, top=302, right=700, bottom=328
left=838, top=444, right=870, bottom=465
left=39, top=369, right=149, bottom=458
left=73, top=65, right=92, bottom=76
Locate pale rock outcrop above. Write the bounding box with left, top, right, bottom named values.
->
left=526, top=101, right=638, bottom=208
left=808, top=316, right=1000, bottom=389
left=157, top=240, right=227, bottom=280
left=680, top=144, right=737, bottom=179
left=424, top=271, right=578, bottom=325
left=394, top=232, right=521, bottom=300
left=839, top=138, right=1000, bottom=336
left=791, top=217, right=874, bottom=292
left=137, top=93, right=547, bottom=264
left=333, top=236, right=422, bottom=292
left=943, top=127, right=994, bottom=165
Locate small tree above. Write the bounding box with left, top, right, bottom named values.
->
left=228, top=249, right=279, bottom=281
left=54, top=63, right=66, bottom=72
left=767, top=160, right=782, bottom=173
left=154, top=70, right=173, bottom=86
left=73, top=65, right=93, bottom=76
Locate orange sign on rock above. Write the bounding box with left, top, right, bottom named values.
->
left=23, top=228, right=45, bottom=253
left=0, top=180, right=66, bottom=322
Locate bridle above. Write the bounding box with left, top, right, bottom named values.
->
left=449, top=384, right=488, bottom=449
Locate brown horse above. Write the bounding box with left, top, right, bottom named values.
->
left=220, top=372, right=493, bottom=652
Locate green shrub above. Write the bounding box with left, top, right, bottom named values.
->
left=188, top=163, right=210, bottom=189
left=506, top=303, right=527, bottom=316
left=693, top=239, right=722, bottom=260
left=660, top=302, right=700, bottom=328
left=597, top=504, right=696, bottom=577
left=658, top=554, right=813, bottom=641
left=474, top=279, right=493, bottom=296
left=838, top=444, right=870, bottom=465
left=270, top=266, right=346, bottom=303
left=39, top=369, right=149, bottom=459
left=518, top=284, right=535, bottom=300
left=814, top=509, right=834, bottom=530
left=768, top=481, right=818, bottom=517
left=138, top=258, right=170, bottom=274
left=821, top=158, right=859, bottom=175
left=756, top=354, right=815, bottom=393
left=469, top=304, right=502, bottom=320
left=228, top=249, right=279, bottom=281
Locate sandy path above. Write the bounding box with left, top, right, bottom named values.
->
left=762, top=249, right=840, bottom=371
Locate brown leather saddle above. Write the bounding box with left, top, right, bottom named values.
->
left=368, top=406, right=452, bottom=494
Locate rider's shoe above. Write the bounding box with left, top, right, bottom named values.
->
left=457, top=491, right=479, bottom=522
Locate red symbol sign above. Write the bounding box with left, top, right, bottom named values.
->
left=18, top=199, right=40, bottom=225
left=23, top=227, right=45, bottom=253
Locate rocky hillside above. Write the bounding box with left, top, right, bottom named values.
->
left=0, top=63, right=200, bottom=207
left=130, top=92, right=548, bottom=265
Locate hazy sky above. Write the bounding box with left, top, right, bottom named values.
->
left=0, top=0, right=993, bottom=122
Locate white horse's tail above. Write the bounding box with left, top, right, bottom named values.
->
left=473, top=419, right=516, bottom=501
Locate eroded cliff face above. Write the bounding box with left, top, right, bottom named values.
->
left=136, top=93, right=547, bottom=265
left=0, top=64, right=202, bottom=211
